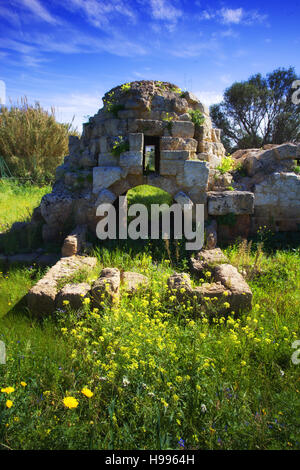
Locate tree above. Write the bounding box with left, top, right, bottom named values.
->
left=210, top=67, right=300, bottom=152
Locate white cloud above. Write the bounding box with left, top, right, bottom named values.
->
left=149, top=0, right=182, bottom=21
left=65, top=0, right=136, bottom=29
left=199, top=7, right=268, bottom=26
left=219, top=8, right=243, bottom=24
left=21, top=0, right=60, bottom=24
left=194, top=91, right=223, bottom=106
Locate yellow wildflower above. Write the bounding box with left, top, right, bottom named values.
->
left=81, top=388, right=94, bottom=398
left=63, top=396, right=79, bottom=409
left=1, top=387, right=15, bottom=394
left=6, top=400, right=13, bottom=408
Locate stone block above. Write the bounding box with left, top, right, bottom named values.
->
left=208, top=191, right=254, bottom=215
left=160, top=160, right=184, bottom=176
left=120, top=151, right=143, bottom=169
left=121, top=272, right=149, bottom=293
left=181, top=160, right=209, bottom=190
left=160, top=137, right=197, bottom=151
left=129, top=133, right=144, bottom=152
left=98, top=153, right=119, bottom=166
left=94, top=189, right=117, bottom=207
left=161, top=150, right=190, bottom=160
left=174, top=191, right=193, bottom=209
left=171, top=121, right=195, bottom=138
left=128, top=119, right=165, bottom=136
left=91, top=268, right=120, bottom=304
left=213, top=264, right=252, bottom=312
left=93, top=166, right=122, bottom=193
left=57, top=283, right=91, bottom=310
left=104, top=119, right=127, bottom=136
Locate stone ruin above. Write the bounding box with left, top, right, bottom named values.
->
left=33, top=80, right=299, bottom=246
left=37, top=80, right=228, bottom=243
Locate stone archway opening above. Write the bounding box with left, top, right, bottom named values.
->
left=143, top=136, right=160, bottom=175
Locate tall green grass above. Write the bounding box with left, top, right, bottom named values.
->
left=0, top=179, right=50, bottom=232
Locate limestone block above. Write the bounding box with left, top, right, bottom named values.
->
left=56, top=283, right=91, bottom=310
left=91, top=123, right=104, bottom=139
left=93, top=166, right=122, bottom=193
left=104, top=119, right=127, bottom=136
left=191, top=248, right=227, bottom=276
left=171, top=121, right=195, bottom=138
left=94, top=189, right=117, bottom=207
left=160, top=160, right=184, bottom=176
left=98, top=153, right=119, bottom=166
left=193, top=282, right=227, bottom=301
left=129, top=133, right=144, bottom=152
left=213, top=264, right=252, bottom=312
left=79, top=149, right=97, bottom=168
left=27, top=256, right=97, bottom=316
left=128, top=119, right=165, bottom=136
left=178, top=113, right=192, bottom=121
left=146, top=174, right=179, bottom=196
left=27, top=279, right=57, bottom=317
left=167, top=272, right=193, bottom=294
left=121, top=272, right=149, bottom=293
left=182, top=160, right=209, bottom=190
left=61, top=235, right=78, bottom=257
left=174, top=191, right=193, bottom=209
left=99, top=136, right=109, bottom=153
left=160, top=137, right=197, bottom=152
left=40, top=193, right=73, bottom=227
left=119, top=151, right=143, bottom=173
left=208, top=191, right=254, bottom=215
left=89, top=139, right=100, bottom=157
left=254, top=172, right=300, bottom=218
left=161, top=150, right=190, bottom=160
left=91, top=268, right=120, bottom=304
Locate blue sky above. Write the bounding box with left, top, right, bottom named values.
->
left=0, top=0, right=299, bottom=131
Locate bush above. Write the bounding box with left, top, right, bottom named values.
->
left=0, top=97, right=79, bottom=184
left=216, top=155, right=236, bottom=174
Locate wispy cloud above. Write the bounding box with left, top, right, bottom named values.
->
left=0, top=30, right=147, bottom=58
left=200, top=7, right=268, bottom=26
left=20, top=0, right=60, bottom=24
left=64, top=0, right=136, bottom=29
left=149, top=0, right=182, bottom=22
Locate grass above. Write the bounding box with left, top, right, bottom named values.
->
left=0, top=182, right=300, bottom=450
left=0, top=179, right=50, bottom=232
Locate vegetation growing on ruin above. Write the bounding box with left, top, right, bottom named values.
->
left=188, top=109, right=205, bottom=127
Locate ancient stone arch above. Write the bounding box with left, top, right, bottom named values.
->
left=39, top=80, right=228, bottom=242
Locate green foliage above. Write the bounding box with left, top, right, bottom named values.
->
left=216, top=155, right=236, bottom=174
left=0, top=97, right=79, bottom=184
left=210, top=67, right=300, bottom=153
left=0, top=179, right=49, bottom=233
left=188, top=109, right=205, bottom=126
left=121, top=83, right=131, bottom=93
left=111, top=137, right=129, bottom=157
left=294, top=165, right=300, bottom=174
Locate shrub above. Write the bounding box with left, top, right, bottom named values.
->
left=111, top=137, right=129, bottom=157
left=216, top=155, right=236, bottom=174
left=0, top=97, right=79, bottom=184
left=188, top=109, right=205, bottom=126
